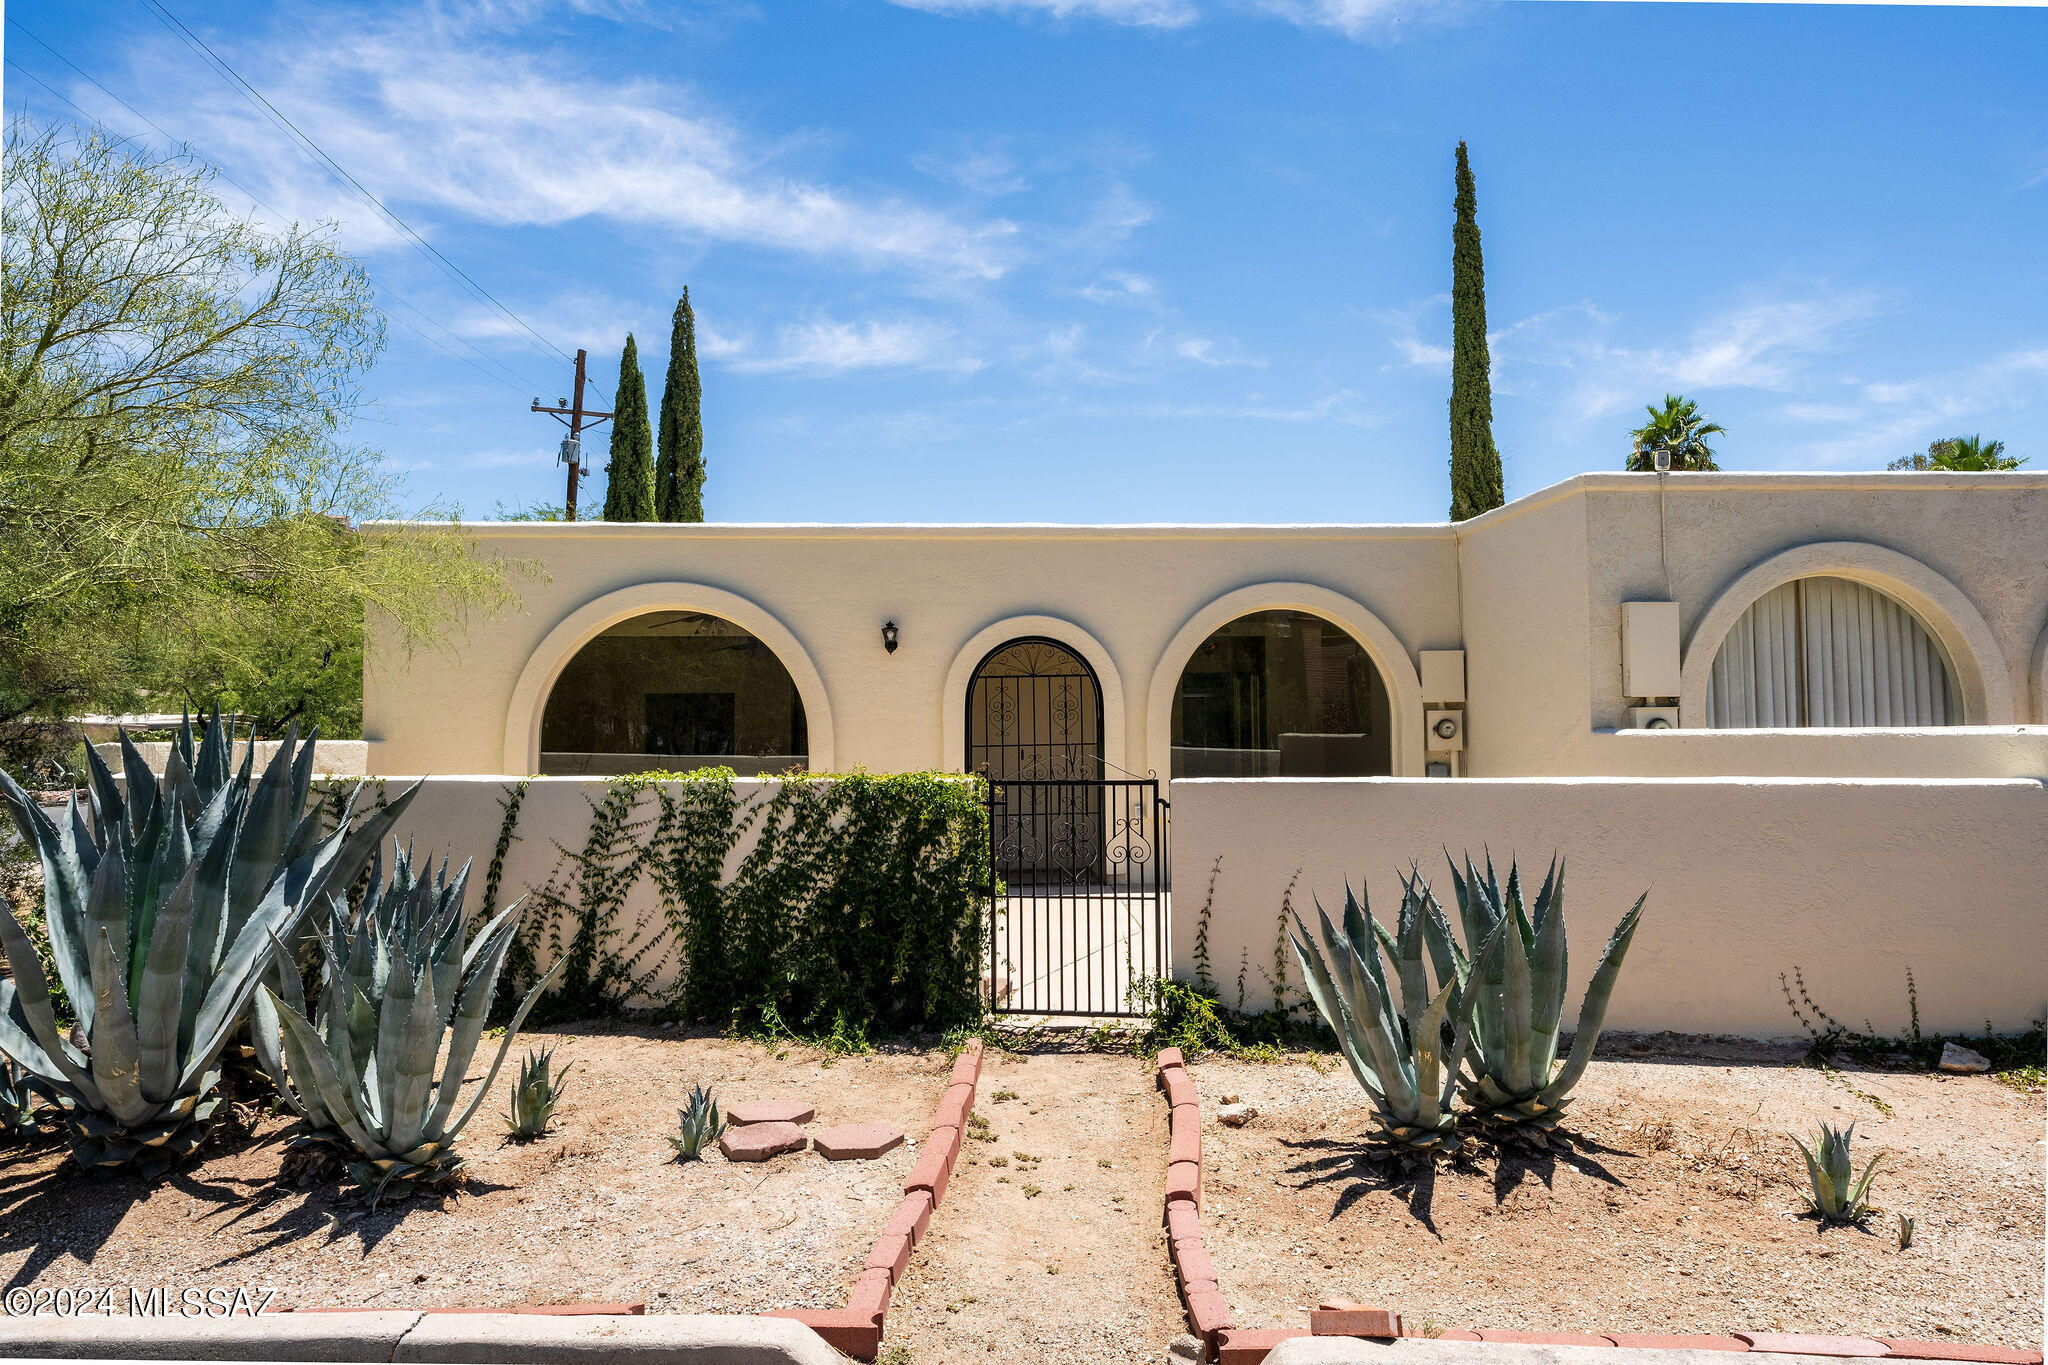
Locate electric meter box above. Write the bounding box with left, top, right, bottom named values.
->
left=1621, top=601, right=1682, bottom=699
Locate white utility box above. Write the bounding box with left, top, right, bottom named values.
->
left=1419, top=649, right=1467, bottom=704
left=1621, top=601, right=1682, bottom=699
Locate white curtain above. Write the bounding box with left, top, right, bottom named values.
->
left=1706, top=576, right=1961, bottom=728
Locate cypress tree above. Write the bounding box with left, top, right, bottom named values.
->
left=655, top=289, right=706, bottom=522
left=1448, top=141, right=1505, bottom=522
left=602, top=333, right=655, bottom=522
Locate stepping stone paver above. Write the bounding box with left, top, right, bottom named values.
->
left=812, top=1123, right=905, bottom=1160
left=727, top=1100, right=815, bottom=1126
left=717, top=1120, right=807, bottom=1162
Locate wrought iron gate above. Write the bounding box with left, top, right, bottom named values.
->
left=984, top=777, right=1168, bottom=1018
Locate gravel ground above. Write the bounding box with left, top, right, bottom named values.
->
left=1191, top=1036, right=2044, bottom=1351
left=882, top=1047, right=1189, bottom=1365
left=0, top=1025, right=945, bottom=1316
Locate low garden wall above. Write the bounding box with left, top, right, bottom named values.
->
left=344, top=772, right=989, bottom=1033
left=1169, top=776, right=2048, bottom=1037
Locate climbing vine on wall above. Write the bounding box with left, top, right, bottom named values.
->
left=485, top=769, right=990, bottom=1033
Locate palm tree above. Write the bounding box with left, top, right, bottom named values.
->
left=1888, top=435, right=2025, bottom=472
left=1628, top=395, right=1726, bottom=472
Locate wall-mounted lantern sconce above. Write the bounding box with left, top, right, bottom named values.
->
left=881, top=621, right=899, bottom=654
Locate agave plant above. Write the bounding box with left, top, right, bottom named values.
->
left=1, top=1057, right=40, bottom=1139
left=252, top=844, right=562, bottom=1204
left=1289, top=878, right=1505, bottom=1156
left=668, top=1084, right=725, bottom=1161
left=503, top=1044, right=572, bottom=1140
left=1793, top=1120, right=1882, bottom=1224
left=0, top=717, right=414, bottom=1176
left=1435, top=854, right=1647, bottom=1137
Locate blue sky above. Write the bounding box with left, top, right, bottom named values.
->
left=11, top=0, right=2047, bottom=522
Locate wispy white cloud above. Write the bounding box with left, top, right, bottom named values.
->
left=127, top=3, right=1021, bottom=280
left=914, top=141, right=1032, bottom=197
left=886, top=0, right=1198, bottom=27
left=1171, top=335, right=1266, bottom=368
left=1079, top=271, right=1159, bottom=306
left=726, top=317, right=983, bottom=375
left=1074, top=389, right=1372, bottom=424
left=1785, top=346, right=2048, bottom=467
left=1245, top=0, right=1447, bottom=40
left=1449, top=290, right=1885, bottom=419
left=889, top=0, right=1450, bottom=39
left=1391, top=337, right=1452, bottom=372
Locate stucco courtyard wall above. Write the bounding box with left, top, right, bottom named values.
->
left=367, top=471, right=2048, bottom=783
left=350, top=775, right=796, bottom=1003
left=1169, top=776, right=2048, bottom=1037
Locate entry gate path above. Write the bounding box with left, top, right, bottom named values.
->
left=878, top=1051, right=1188, bottom=1363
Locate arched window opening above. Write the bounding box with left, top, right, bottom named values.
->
left=1171, top=610, right=1390, bottom=777
left=1707, top=576, right=1961, bottom=728
left=966, top=638, right=1103, bottom=781
left=539, top=612, right=809, bottom=775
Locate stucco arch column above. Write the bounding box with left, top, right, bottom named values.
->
left=1143, top=582, right=1427, bottom=781
left=501, top=582, right=835, bottom=775
left=2030, top=618, right=2048, bottom=725
left=940, top=615, right=1129, bottom=775
left=1678, top=541, right=2014, bottom=727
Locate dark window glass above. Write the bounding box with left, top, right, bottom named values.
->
left=1170, top=610, right=1389, bottom=777
left=539, top=612, right=807, bottom=776
left=645, top=693, right=735, bottom=756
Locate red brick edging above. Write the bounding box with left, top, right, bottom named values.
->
left=1153, top=1051, right=2041, bottom=1365
left=1157, top=1048, right=1235, bottom=1355
left=765, top=1038, right=984, bottom=1359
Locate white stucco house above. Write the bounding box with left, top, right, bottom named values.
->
left=368, top=471, right=2048, bottom=782
left=363, top=470, right=2048, bottom=1034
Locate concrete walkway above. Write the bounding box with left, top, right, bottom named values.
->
left=0, top=1311, right=838, bottom=1363
left=1269, top=1342, right=1885, bottom=1365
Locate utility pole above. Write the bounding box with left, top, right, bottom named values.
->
left=529, top=348, right=613, bottom=520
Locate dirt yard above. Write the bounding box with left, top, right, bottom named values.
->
left=4, top=1026, right=2040, bottom=1360
left=1190, top=1037, right=2045, bottom=1350
left=0, top=1025, right=947, bottom=1317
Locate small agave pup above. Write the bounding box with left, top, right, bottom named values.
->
left=1794, top=1120, right=1883, bottom=1225
left=252, top=845, right=563, bottom=1204
left=1289, top=878, right=1506, bottom=1156
left=669, top=1084, right=726, bottom=1161
left=1, top=1057, right=39, bottom=1139
left=503, top=1045, right=572, bottom=1140
left=1435, top=855, right=1647, bottom=1137
left=0, top=716, right=415, bottom=1176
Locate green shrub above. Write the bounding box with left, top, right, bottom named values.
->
left=490, top=770, right=990, bottom=1036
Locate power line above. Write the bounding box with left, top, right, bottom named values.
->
left=5, top=19, right=558, bottom=402
left=130, top=0, right=608, bottom=403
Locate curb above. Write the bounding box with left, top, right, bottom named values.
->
left=1157, top=1054, right=2039, bottom=1365
left=765, top=1038, right=985, bottom=1361
left=0, top=1310, right=839, bottom=1363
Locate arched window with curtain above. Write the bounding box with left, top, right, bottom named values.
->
left=1706, top=576, right=1962, bottom=728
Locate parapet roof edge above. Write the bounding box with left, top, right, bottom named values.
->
left=366, top=469, right=2048, bottom=536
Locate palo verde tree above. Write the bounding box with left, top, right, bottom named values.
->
left=1449, top=141, right=1504, bottom=522
left=655, top=289, right=705, bottom=522
left=0, top=119, right=516, bottom=765
left=1627, top=394, right=1726, bottom=472
left=603, top=334, right=655, bottom=522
